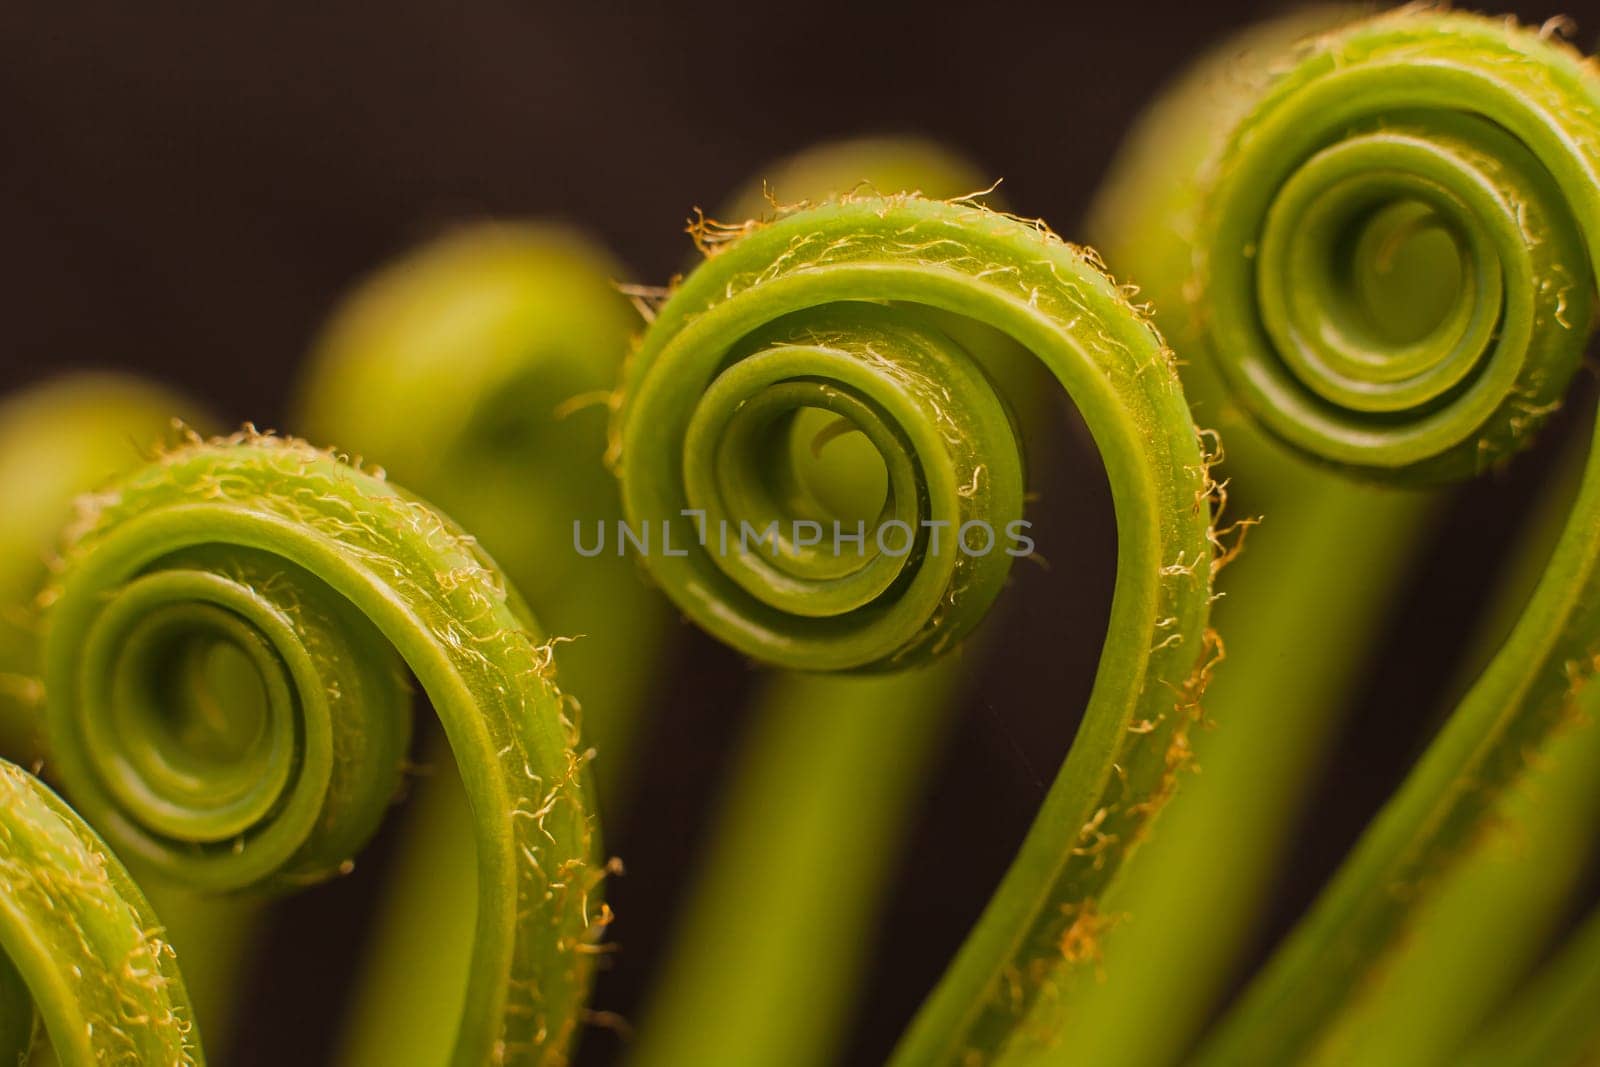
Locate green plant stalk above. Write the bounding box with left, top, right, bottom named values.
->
left=629, top=138, right=1028, bottom=1067
left=1312, top=705, right=1600, bottom=1066
left=0, top=757, right=202, bottom=1064
left=615, top=195, right=1216, bottom=1065
left=332, top=746, right=478, bottom=1067
left=1041, top=452, right=1430, bottom=1066
left=294, top=224, right=670, bottom=1066
left=0, top=375, right=266, bottom=1059
left=632, top=663, right=965, bottom=1067
left=1305, top=397, right=1600, bottom=1066
left=1070, top=10, right=1445, bottom=1062
left=1084, top=11, right=1600, bottom=1062
left=41, top=433, right=603, bottom=1067
left=1464, top=899, right=1600, bottom=1067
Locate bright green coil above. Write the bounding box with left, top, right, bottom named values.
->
left=39, top=433, right=603, bottom=1067
left=613, top=193, right=1218, bottom=1064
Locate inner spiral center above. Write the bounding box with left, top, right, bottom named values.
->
left=1344, top=200, right=1465, bottom=348
left=780, top=406, right=890, bottom=534
left=146, top=635, right=270, bottom=769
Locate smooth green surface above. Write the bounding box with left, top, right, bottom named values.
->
left=1466, top=902, right=1600, bottom=1067
left=298, top=223, right=671, bottom=792
left=1306, top=399, right=1600, bottom=1066
left=615, top=195, right=1215, bottom=1065
left=632, top=664, right=966, bottom=1067
left=1079, top=10, right=1441, bottom=1063
left=0, top=758, right=202, bottom=1065
left=42, top=435, right=601, bottom=1067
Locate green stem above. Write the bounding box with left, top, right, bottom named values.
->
left=632, top=664, right=966, bottom=1067
left=294, top=223, right=671, bottom=1065
left=1305, top=396, right=1600, bottom=1066
left=631, top=137, right=1020, bottom=1067
left=1074, top=10, right=1442, bottom=1062
left=0, top=758, right=202, bottom=1064
left=1465, top=902, right=1600, bottom=1067
left=1085, top=9, right=1600, bottom=1062
left=296, top=223, right=672, bottom=795
left=614, top=194, right=1217, bottom=1065
left=41, top=432, right=603, bottom=1067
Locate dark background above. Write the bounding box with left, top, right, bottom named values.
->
left=4, top=3, right=1599, bottom=1064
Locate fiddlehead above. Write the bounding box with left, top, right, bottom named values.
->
left=613, top=194, right=1217, bottom=1063
left=633, top=139, right=1010, bottom=1067
left=1179, top=10, right=1597, bottom=483
left=1089, top=10, right=1600, bottom=1062
left=0, top=376, right=262, bottom=1058
left=41, top=432, right=602, bottom=1066
left=0, top=757, right=201, bottom=1065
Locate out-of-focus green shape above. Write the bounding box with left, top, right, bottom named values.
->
left=719, top=136, right=992, bottom=222
left=633, top=665, right=966, bottom=1067
left=1465, top=900, right=1600, bottom=1067
left=0, top=375, right=194, bottom=764
left=0, top=375, right=261, bottom=1059
left=631, top=139, right=1011, bottom=1067
left=298, top=225, right=671, bottom=791
left=0, top=758, right=204, bottom=1065
left=1089, top=8, right=1600, bottom=1064
left=296, top=225, right=671, bottom=1066
left=1077, top=11, right=1439, bottom=1063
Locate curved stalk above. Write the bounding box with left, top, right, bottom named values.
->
left=1305, top=396, right=1600, bottom=1066
left=631, top=137, right=1012, bottom=1067
left=613, top=194, right=1217, bottom=1064
left=1075, top=9, right=1440, bottom=1062
left=41, top=432, right=603, bottom=1067
left=1089, top=9, right=1600, bottom=1062
left=634, top=664, right=967, bottom=1067
left=0, top=757, right=202, bottom=1064
left=294, top=224, right=670, bottom=1066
